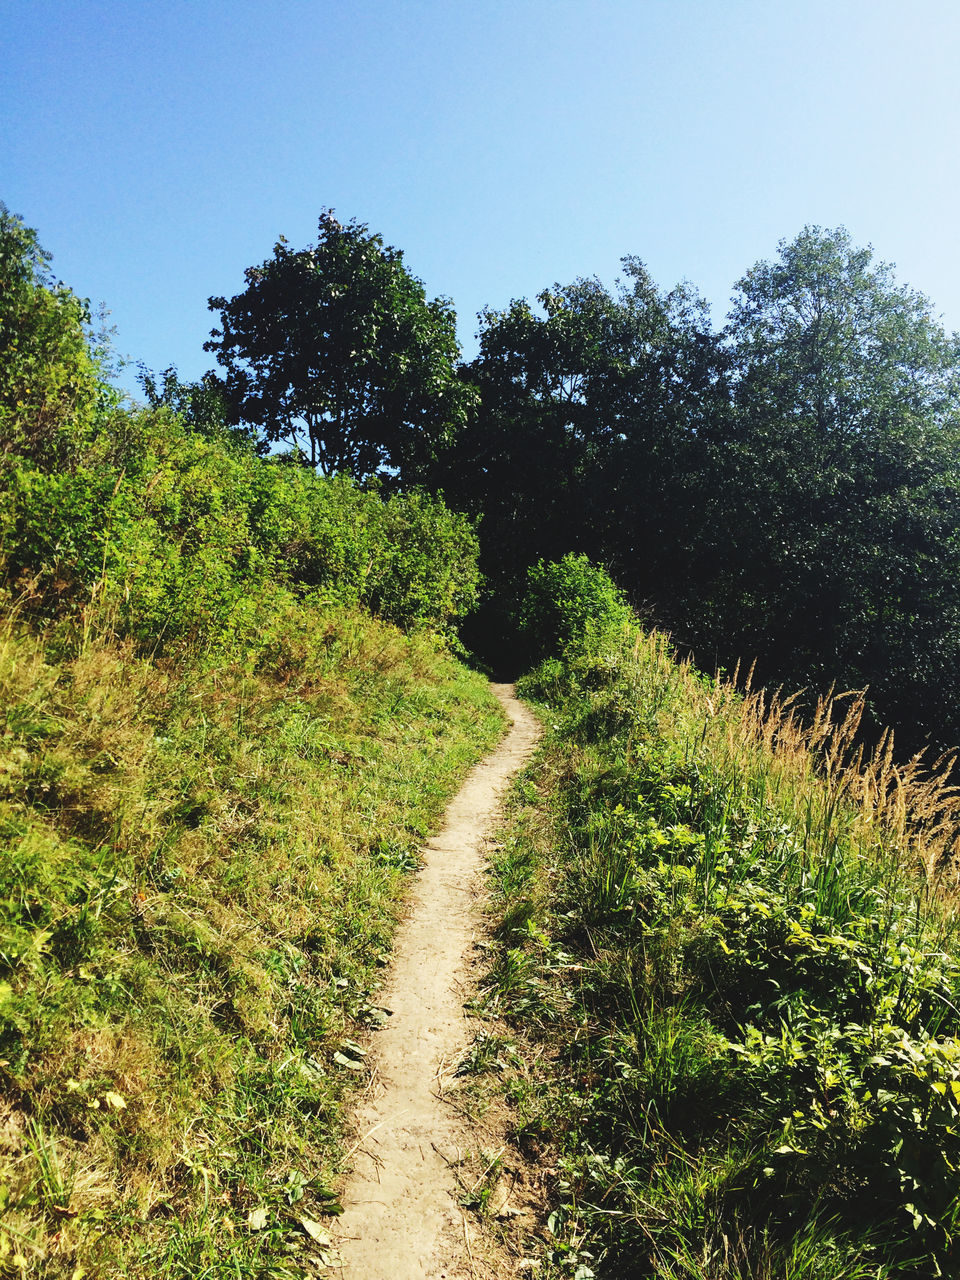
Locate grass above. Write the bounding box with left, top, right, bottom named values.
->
left=0, top=597, right=505, bottom=1277
left=478, top=623, right=960, bottom=1279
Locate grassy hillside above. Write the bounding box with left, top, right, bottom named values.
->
left=479, top=559, right=960, bottom=1279
left=0, top=605, right=503, bottom=1277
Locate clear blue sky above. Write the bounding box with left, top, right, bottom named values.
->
left=4, top=0, right=959, bottom=394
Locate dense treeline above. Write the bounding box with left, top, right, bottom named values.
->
left=424, top=230, right=960, bottom=754
left=185, top=208, right=960, bottom=754
left=8, top=196, right=960, bottom=761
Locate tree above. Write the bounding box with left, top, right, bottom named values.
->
left=430, top=262, right=721, bottom=661
left=0, top=204, right=106, bottom=469
left=205, top=212, right=474, bottom=479
left=136, top=363, right=260, bottom=451
left=705, top=227, right=960, bottom=748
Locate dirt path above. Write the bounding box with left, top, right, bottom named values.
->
left=333, top=684, right=540, bottom=1280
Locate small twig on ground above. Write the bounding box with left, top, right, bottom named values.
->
left=341, top=1111, right=408, bottom=1164
left=462, top=1212, right=477, bottom=1279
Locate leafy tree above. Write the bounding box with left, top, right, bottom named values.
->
left=706, top=227, right=960, bottom=747
left=137, top=363, right=260, bottom=450
left=0, top=205, right=107, bottom=468
left=431, top=263, right=721, bottom=660
left=206, top=213, right=474, bottom=479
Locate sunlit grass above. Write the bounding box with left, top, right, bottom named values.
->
left=482, top=622, right=960, bottom=1278
left=0, top=600, right=504, bottom=1277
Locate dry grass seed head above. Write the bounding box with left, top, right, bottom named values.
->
left=634, top=625, right=960, bottom=886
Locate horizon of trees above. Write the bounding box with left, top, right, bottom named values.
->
left=8, top=200, right=960, bottom=756
left=420, top=225, right=960, bottom=755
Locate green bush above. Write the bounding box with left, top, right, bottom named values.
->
left=0, top=441, right=482, bottom=651
left=368, top=488, right=481, bottom=632
left=0, top=205, right=109, bottom=470
left=517, top=553, right=632, bottom=665
left=279, top=475, right=480, bottom=635
left=0, top=409, right=287, bottom=648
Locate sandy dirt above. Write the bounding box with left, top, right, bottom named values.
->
left=333, top=684, right=541, bottom=1280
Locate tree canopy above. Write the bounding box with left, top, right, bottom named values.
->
left=206, top=212, right=474, bottom=479
left=428, top=262, right=722, bottom=661
left=0, top=204, right=107, bottom=469
left=433, top=265, right=717, bottom=558
left=699, top=228, right=960, bottom=741
left=426, top=227, right=960, bottom=751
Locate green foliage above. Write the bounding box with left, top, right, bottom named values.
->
left=0, top=205, right=111, bottom=470
left=427, top=226, right=960, bottom=752
left=703, top=225, right=960, bottom=749
left=281, top=475, right=481, bottom=634
left=0, top=403, right=480, bottom=647
left=137, top=363, right=256, bottom=449
left=517, top=553, right=632, bottom=665
left=430, top=262, right=720, bottom=667
left=492, top=620, right=960, bottom=1277
left=206, top=211, right=475, bottom=478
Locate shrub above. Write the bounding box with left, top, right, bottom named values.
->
left=517, top=553, right=633, bottom=665
left=0, top=406, right=481, bottom=651
left=280, top=476, right=481, bottom=636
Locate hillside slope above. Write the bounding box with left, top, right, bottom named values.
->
left=0, top=206, right=505, bottom=1278
left=0, top=605, right=504, bottom=1277
left=479, top=558, right=960, bottom=1280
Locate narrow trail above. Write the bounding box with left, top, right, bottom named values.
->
left=333, top=684, right=540, bottom=1280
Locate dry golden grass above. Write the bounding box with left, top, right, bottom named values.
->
left=598, top=624, right=960, bottom=891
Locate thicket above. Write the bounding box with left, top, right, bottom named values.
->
left=0, top=207, right=503, bottom=1277
left=481, top=558, right=960, bottom=1278
left=0, top=206, right=481, bottom=650
left=514, top=553, right=634, bottom=669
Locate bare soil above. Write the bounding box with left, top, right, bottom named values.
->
left=333, top=684, right=541, bottom=1279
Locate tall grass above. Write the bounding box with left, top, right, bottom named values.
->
left=484, top=616, right=960, bottom=1278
